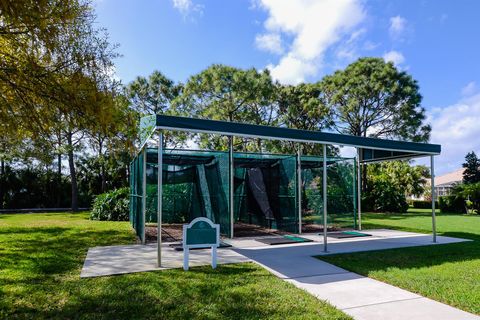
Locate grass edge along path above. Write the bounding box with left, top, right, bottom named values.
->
left=319, top=209, right=480, bottom=315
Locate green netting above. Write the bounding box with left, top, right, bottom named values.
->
left=143, top=149, right=231, bottom=236
left=234, top=153, right=298, bottom=233
left=129, top=150, right=145, bottom=242
left=129, top=148, right=356, bottom=238
left=301, top=156, right=357, bottom=231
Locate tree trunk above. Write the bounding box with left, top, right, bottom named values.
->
left=0, top=158, right=4, bottom=209
left=57, top=152, right=62, bottom=207
left=67, top=132, right=78, bottom=212
left=362, top=164, right=367, bottom=193
left=101, top=164, right=106, bottom=193
left=99, top=140, right=106, bottom=193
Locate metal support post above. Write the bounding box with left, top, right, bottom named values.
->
left=157, top=132, right=163, bottom=266
left=229, top=136, right=234, bottom=238
left=431, top=155, right=437, bottom=243
left=323, top=144, right=328, bottom=252
left=357, top=148, right=362, bottom=231
left=297, top=147, right=302, bottom=234
left=142, top=147, right=147, bottom=244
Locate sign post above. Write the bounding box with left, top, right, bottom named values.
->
left=183, top=217, right=220, bottom=271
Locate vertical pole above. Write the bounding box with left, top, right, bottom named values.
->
left=431, top=155, right=437, bottom=243
left=229, top=136, right=234, bottom=238
left=357, top=148, right=362, bottom=231
left=323, top=144, right=328, bottom=252
left=352, top=157, right=357, bottom=230
left=142, top=147, right=147, bottom=244
left=297, top=147, right=302, bottom=234
left=157, top=132, right=163, bottom=267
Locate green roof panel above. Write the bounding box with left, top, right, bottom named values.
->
left=151, top=115, right=440, bottom=161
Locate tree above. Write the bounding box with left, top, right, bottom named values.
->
left=126, top=70, right=181, bottom=115
left=319, top=57, right=431, bottom=192
left=1, top=0, right=119, bottom=211
left=462, top=151, right=480, bottom=184
left=319, top=57, right=430, bottom=141
left=87, top=93, right=137, bottom=193
left=364, top=161, right=430, bottom=213
left=178, top=64, right=277, bottom=151
left=270, top=83, right=332, bottom=155
left=0, top=0, right=116, bottom=136
left=125, top=71, right=186, bottom=148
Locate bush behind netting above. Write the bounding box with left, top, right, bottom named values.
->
left=90, top=187, right=129, bottom=221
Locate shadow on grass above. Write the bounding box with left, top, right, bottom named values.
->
left=3, top=261, right=348, bottom=320
left=53, top=264, right=273, bottom=319
left=1, top=217, right=349, bottom=320
left=0, top=226, right=133, bottom=281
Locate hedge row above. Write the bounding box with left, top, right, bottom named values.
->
left=438, top=195, right=466, bottom=214
left=410, top=200, right=438, bottom=209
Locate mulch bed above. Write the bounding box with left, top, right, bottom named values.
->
left=143, top=222, right=346, bottom=243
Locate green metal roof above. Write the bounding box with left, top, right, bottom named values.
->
left=150, top=115, right=440, bottom=162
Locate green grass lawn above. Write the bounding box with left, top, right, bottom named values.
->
left=0, top=213, right=350, bottom=320
left=320, top=209, right=480, bottom=315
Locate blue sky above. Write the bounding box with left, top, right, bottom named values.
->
left=95, top=0, right=480, bottom=175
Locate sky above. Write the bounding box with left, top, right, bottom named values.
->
left=94, top=0, right=480, bottom=175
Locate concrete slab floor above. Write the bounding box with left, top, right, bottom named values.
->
left=80, top=243, right=250, bottom=278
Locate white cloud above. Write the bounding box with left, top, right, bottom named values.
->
left=255, top=33, right=284, bottom=54
left=461, top=81, right=477, bottom=96
left=334, top=28, right=367, bottom=63
left=254, top=0, right=365, bottom=84
left=425, top=94, right=480, bottom=174
left=363, top=41, right=379, bottom=51
left=172, top=0, right=203, bottom=19
left=383, top=50, right=405, bottom=66
left=389, top=15, right=407, bottom=38
left=267, top=54, right=317, bottom=84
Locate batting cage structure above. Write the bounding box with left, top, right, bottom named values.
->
left=130, top=148, right=358, bottom=240
left=130, top=115, right=441, bottom=267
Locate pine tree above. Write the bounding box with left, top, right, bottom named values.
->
left=462, top=151, right=480, bottom=184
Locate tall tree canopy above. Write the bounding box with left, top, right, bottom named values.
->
left=0, top=0, right=122, bottom=211
left=463, top=151, right=480, bottom=184
left=126, top=70, right=181, bottom=115
left=178, top=64, right=277, bottom=150
left=319, top=57, right=430, bottom=142
left=125, top=70, right=186, bottom=147
left=269, top=83, right=332, bottom=154
left=0, top=0, right=118, bottom=137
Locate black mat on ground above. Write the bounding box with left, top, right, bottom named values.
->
left=169, top=241, right=232, bottom=251
left=327, top=231, right=371, bottom=239
left=256, top=235, right=313, bottom=245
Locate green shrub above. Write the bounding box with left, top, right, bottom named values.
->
left=90, top=187, right=130, bottom=221
left=438, top=195, right=466, bottom=214
left=452, top=182, right=480, bottom=213
left=411, top=200, right=438, bottom=209
left=363, top=178, right=409, bottom=213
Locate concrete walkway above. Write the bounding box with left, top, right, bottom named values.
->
left=232, top=231, right=478, bottom=320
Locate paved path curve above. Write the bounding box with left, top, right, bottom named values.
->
left=232, top=231, right=478, bottom=320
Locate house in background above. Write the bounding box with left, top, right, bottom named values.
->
left=433, top=168, right=464, bottom=198
left=411, top=168, right=464, bottom=201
